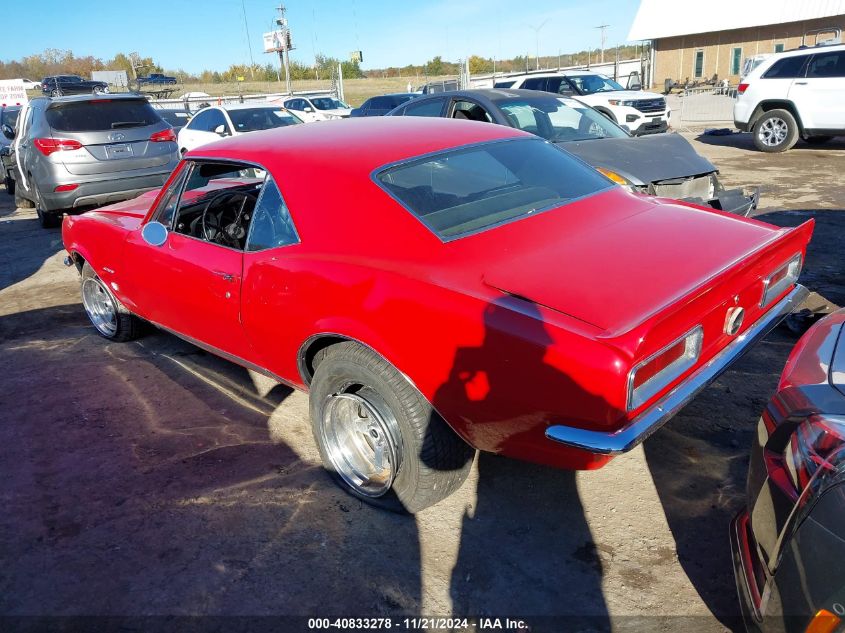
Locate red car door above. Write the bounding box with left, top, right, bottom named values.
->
left=124, top=230, right=251, bottom=359
left=121, top=162, right=260, bottom=362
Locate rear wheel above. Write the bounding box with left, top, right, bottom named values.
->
left=753, top=109, right=799, bottom=152
left=309, top=342, right=474, bottom=513
left=80, top=262, right=142, bottom=341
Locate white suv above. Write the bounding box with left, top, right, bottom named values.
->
left=734, top=44, right=845, bottom=152
left=497, top=71, right=670, bottom=136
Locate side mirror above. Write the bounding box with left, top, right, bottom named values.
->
left=303, top=106, right=314, bottom=113
left=1, top=124, right=14, bottom=140
left=141, top=221, right=168, bottom=247
left=213, top=124, right=229, bottom=137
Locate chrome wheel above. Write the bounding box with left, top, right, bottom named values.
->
left=81, top=276, right=118, bottom=337
left=758, top=117, right=788, bottom=147
left=320, top=389, right=402, bottom=497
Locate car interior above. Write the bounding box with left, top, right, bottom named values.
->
left=167, top=162, right=297, bottom=252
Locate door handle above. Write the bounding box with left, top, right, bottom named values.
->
left=794, top=81, right=808, bottom=85
left=212, top=271, right=235, bottom=282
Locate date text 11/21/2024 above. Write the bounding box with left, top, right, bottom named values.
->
left=307, top=617, right=528, bottom=630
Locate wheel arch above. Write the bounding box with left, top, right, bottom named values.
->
left=593, top=106, right=617, bottom=122
left=749, top=101, right=805, bottom=132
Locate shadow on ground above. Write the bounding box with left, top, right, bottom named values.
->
left=694, top=131, right=845, bottom=153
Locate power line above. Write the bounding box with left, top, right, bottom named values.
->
left=241, top=0, right=256, bottom=78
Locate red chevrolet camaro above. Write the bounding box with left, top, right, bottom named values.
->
left=62, top=117, right=813, bottom=512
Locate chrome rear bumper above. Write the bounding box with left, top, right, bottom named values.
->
left=545, top=284, right=809, bottom=454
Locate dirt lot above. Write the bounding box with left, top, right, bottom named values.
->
left=0, top=134, right=843, bottom=632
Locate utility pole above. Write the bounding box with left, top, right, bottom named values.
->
left=241, top=0, right=256, bottom=79
left=595, top=24, right=609, bottom=64
left=275, top=4, right=293, bottom=95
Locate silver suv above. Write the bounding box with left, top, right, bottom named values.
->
left=2, top=94, right=179, bottom=227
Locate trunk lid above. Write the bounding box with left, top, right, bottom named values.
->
left=474, top=188, right=802, bottom=335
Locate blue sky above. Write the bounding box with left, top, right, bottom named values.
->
left=4, top=0, right=642, bottom=72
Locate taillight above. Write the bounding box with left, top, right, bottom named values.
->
left=34, top=138, right=83, bottom=156
left=737, top=83, right=749, bottom=94
left=628, top=326, right=703, bottom=410
left=54, top=183, right=79, bottom=192
left=150, top=128, right=176, bottom=143
left=761, top=253, right=802, bottom=307
left=785, top=414, right=845, bottom=494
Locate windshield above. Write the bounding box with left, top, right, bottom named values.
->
left=499, top=97, right=628, bottom=142
left=1, top=108, right=20, bottom=128
left=227, top=108, right=302, bottom=132
left=311, top=97, right=349, bottom=110
left=376, top=138, right=612, bottom=240
left=568, top=74, right=625, bottom=94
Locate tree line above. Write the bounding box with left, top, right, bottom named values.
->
left=0, top=45, right=643, bottom=84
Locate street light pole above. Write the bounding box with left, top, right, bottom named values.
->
left=527, top=19, right=550, bottom=71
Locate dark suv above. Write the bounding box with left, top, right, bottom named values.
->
left=41, top=75, right=109, bottom=97
left=3, top=94, right=179, bottom=227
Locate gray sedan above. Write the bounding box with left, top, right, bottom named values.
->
left=387, top=88, right=758, bottom=216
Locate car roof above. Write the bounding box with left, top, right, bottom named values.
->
left=190, top=117, right=528, bottom=174
left=41, top=93, right=150, bottom=104
left=409, top=88, right=573, bottom=104
left=751, top=42, right=845, bottom=75
left=210, top=102, right=291, bottom=112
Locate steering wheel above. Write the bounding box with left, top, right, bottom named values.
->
left=201, top=191, right=258, bottom=248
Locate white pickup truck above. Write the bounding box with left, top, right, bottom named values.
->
left=495, top=71, right=671, bottom=136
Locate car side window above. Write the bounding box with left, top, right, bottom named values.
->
left=155, top=166, right=191, bottom=228
left=806, top=51, right=845, bottom=78
left=763, top=55, right=808, bottom=79
left=546, top=77, right=577, bottom=96
left=245, top=176, right=298, bottom=252
left=521, top=77, right=547, bottom=90
left=451, top=99, right=493, bottom=123
left=188, top=109, right=214, bottom=132
left=404, top=98, right=447, bottom=117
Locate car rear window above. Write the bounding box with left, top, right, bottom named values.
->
left=45, top=99, right=162, bottom=132
left=376, top=138, right=612, bottom=240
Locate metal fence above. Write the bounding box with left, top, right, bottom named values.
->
left=678, top=86, right=738, bottom=123
left=148, top=88, right=336, bottom=112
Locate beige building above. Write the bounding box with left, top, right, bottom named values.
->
left=628, top=0, right=845, bottom=88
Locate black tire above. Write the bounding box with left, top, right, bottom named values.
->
left=14, top=190, right=34, bottom=209
left=4, top=172, right=14, bottom=196
left=806, top=136, right=832, bottom=145
left=80, top=262, right=143, bottom=342
left=50, top=89, right=61, bottom=98
left=309, top=342, right=474, bottom=513
left=752, top=109, right=799, bottom=153
left=36, top=206, right=61, bottom=229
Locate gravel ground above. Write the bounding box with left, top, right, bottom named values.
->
left=0, top=134, right=842, bottom=633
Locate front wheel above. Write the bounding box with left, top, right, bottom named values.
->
left=309, top=342, right=474, bottom=513
left=50, top=89, right=62, bottom=98
left=80, top=262, right=142, bottom=341
left=753, top=109, right=799, bottom=152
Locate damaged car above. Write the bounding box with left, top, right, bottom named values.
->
left=387, top=88, right=758, bottom=216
